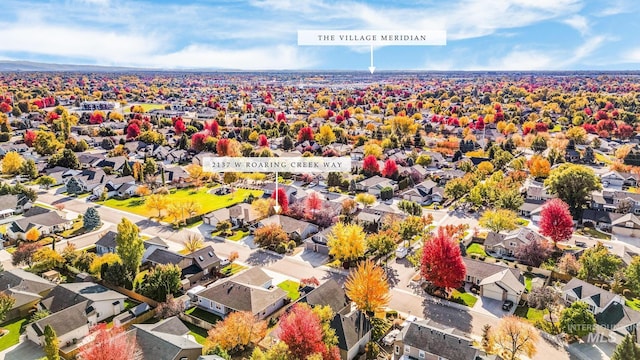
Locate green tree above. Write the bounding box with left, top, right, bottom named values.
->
left=367, top=229, right=398, bottom=264
left=65, top=177, right=83, bottom=195
left=544, top=163, right=601, bottom=217
left=115, top=218, right=144, bottom=281
left=611, top=334, right=640, bottom=360
left=34, top=131, right=63, bottom=156
left=445, top=177, right=471, bottom=200
left=398, top=200, right=423, bottom=216
left=496, top=189, right=524, bottom=211
left=578, top=242, right=623, bottom=282
left=625, top=256, right=640, bottom=294
left=48, top=149, right=79, bottom=169
left=36, top=175, right=56, bottom=189
left=143, top=158, right=157, bottom=177
left=20, top=159, right=38, bottom=180
left=479, top=209, right=518, bottom=232
left=44, top=324, right=60, bottom=360
left=136, top=264, right=181, bottom=302
left=560, top=301, right=596, bottom=337
left=83, top=207, right=101, bottom=231
left=0, top=293, right=15, bottom=324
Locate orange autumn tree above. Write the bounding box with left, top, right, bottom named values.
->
left=205, top=311, right=267, bottom=354
left=527, top=155, right=551, bottom=179
left=25, top=228, right=40, bottom=242
left=490, top=316, right=540, bottom=360
left=345, top=259, right=391, bottom=314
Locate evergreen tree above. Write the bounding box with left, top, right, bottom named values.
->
left=611, top=334, right=640, bottom=360
left=65, top=177, right=83, bottom=195
left=121, top=160, right=133, bottom=177
left=178, top=134, right=189, bottom=150
left=20, top=159, right=38, bottom=180
left=144, top=158, right=157, bottom=177
left=83, top=207, right=101, bottom=231
left=44, top=324, right=60, bottom=360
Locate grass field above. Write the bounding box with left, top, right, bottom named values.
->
left=102, top=188, right=263, bottom=220
left=124, top=103, right=167, bottom=113
left=60, top=219, right=87, bottom=238
left=278, top=280, right=301, bottom=300
left=514, top=306, right=547, bottom=322
left=183, top=321, right=208, bottom=344
left=626, top=298, right=640, bottom=311
left=227, top=230, right=250, bottom=241
left=576, top=227, right=611, bottom=240
left=0, top=317, right=27, bottom=351
left=185, top=307, right=221, bottom=324
left=466, top=243, right=487, bottom=257
left=221, top=263, right=247, bottom=276
left=525, top=276, right=532, bottom=292
left=450, top=289, right=478, bottom=307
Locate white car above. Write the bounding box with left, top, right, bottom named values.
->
left=220, top=258, right=230, bottom=266
left=395, top=246, right=408, bottom=259
left=382, top=329, right=401, bottom=346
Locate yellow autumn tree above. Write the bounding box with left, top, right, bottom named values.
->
left=527, top=155, right=551, bottom=179
left=89, top=253, right=122, bottom=275
left=345, top=260, right=390, bottom=314
left=145, top=194, right=168, bottom=218
left=491, top=316, right=540, bottom=360
left=314, top=124, right=336, bottom=146
left=205, top=311, right=267, bottom=354
left=363, top=143, right=383, bottom=159
left=1, top=151, right=24, bottom=175
left=251, top=198, right=276, bottom=218
left=327, top=222, right=366, bottom=265
left=25, top=227, right=41, bottom=242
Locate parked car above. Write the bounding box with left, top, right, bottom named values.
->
left=220, top=258, right=230, bottom=266
left=382, top=329, right=401, bottom=346
left=575, top=241, right=587, bottom=248
left=502, top=300, right=514, bottom=311
left=395, top=246, right=408, bottom=259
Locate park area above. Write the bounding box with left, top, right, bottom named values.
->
left=101, top=188, right=263, bottom=220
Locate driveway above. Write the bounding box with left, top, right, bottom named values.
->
left=291, top=249, right=329, bottom=268
left=568, top=341, right=616, bottom=360
left=472, top=296, right=513, bottom=318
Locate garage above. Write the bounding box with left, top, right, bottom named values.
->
left=481, top=282, right=506, bottom=302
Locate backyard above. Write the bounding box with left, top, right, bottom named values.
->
left=514, top=305, right=547, bottom=323
left=277, top=280, right=301, bottom=301
left=185, top=307, right=221, bottom=324
left=101, top=188, right=263, bottom=220
left=183, top=321, right=207, bottom=344
left=576, top=227, right=611, bottom=240
left=220, top=263, right=247, bottom=277
left=466, top=243, right=487, bottom=258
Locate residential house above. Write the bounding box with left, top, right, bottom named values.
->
left=562, top=278, right=640, bottom=340
left=6, top=210, right=74, bottom=240
left=463, top=258, right=525, bottom=304
left=304, top=226, right=333, bottom=255
left=0, top=194, right=32, bottom=219
left=393, top=319, right=485, bottom=360
left=255, top=215, right=318, bottom=242
left=0, top=269, right=56, bottom=321
left=26, top=301, right=91, bottom=348
left=262, top=183, right=298, bottom=204
left=296, top=280, right=371, bottom=360
left=522, top=179, right=554, bottom=202
left=591, top=189, right=640, bottom=215
left=600, top=171, right=639, bottom=190
left=484, top=227, right=547, bottom=257
left=182, top=245, right=221, bottom=283
left=192, top=267, right=287, bottom=320
left=400, top=179, right=442, bottom=205
left=133, top=316, right=203, bottom=360
left=203, top=203, right=262, bottom=228
left=581, top=209, right=623, bottom=231
left=356, top=203, right=405, bottom=232
left=95, top=231, right=169, bottom=262
left=65, top=168, right=110, bottom=194
left=39, top=282, right=127, bottom=323
left=355, top=176, right=397, bottom=197
left=518, top=199, right=545, bottom=218
left=611, top=213, right=640, bottom=237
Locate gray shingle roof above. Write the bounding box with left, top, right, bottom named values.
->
left=31, top=301, right=89, bottom=337
left=400, top=319, right=479, bottom=360
left=562, top=278, right=617, bottom=308
left=134, top=317, right=202, bottom=360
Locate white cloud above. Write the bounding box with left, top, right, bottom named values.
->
left=563, top=15, right=589, bottom=35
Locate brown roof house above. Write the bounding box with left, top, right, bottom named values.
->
left=484, top=227, right=546, bottom=257
left=254, top=215, right=318, bottom=242
left=0, top=269, right=56, bottom=321
left=463, top=258, right=525, bottom=304
left=191, top=267, right=287, bottom=320
left=6, top=209, right=73, bottom=240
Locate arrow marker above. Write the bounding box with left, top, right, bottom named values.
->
left=369, top=45, right=376, bottom=74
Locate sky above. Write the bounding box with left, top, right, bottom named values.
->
left=1, top=0, right=640, bottom=71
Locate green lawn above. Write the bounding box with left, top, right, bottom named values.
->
left=525, top=277, right=532, bottom=292
left=549, top=124, right=563, bottom=133
left=514, top=306, right=547, bottom=322
left=102, top=188, right=263, bottom=220
left=516, top=218, right=530, bottom=226
left=124, top=299, right=139, bottom=310
left=124, top=103, right=167, bottom=113
left=183, top=321, right=208, bottom=344
left=0, top=317, right=27, bottom=351
left=34, top=203, right=57, bottom=210
left=449, top=289, right=478, bottom=307
left=576, top=227, right=611, bottom=240
left=220, top=263, right=247, bottom=276
left=185, top=307, right=221, bottom=324
left=595, top=152, right=613, bottom=165
left=626, top=298, right=640, bottom=312
left=227, top=230, right=250, bottom=241
left=278, top=280, right=301, bottom=301
left=466, top=243, right=487, bottom=257
left=60, top=219, right=87, bottom=238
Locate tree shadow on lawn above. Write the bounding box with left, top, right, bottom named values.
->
left=126, top=199, right=145, bottom=207
left=245, top=250, right=281, bottom=266
left=421, top=297, right=473, bottom=334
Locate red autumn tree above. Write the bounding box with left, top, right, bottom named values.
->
left=420, top=227, right=466, bottom=289
left=258, top=134, right=269, bottom=147
left=362, top=155, right=380, bottom=176
left=191, top=132, right=208, bottom=152
left=381, top=159, right=399, bottom=179
left=77, top=323, right=141, bottom=360
left=616, top=124, right=634, bottom=139
left=271, top=188, right=289, bottom=214
left=304, top=191, right=322, bottom=219
left=216, top=138, right=233, bottom=156
left=535, top=122, right=548, bottom=133
left=539, top=198, right=574, bottom=245
left=582, top=123, right=597, bottom=134
left=126, top=123, right=140, bottom=139
left=204, top=120, right=220, bottom=137
left=277, top=112, right=286, bottom=122
left=24, top=130, right=36, bottom=147
left=279, top=303, right=330, bottom=360
left=297, top=127, right=314, bottom=142
left=174, top=118, right=186, bottom=135
left=0, top=102, right=11, bottom=113
left=89, top=111, right=104, bottom=124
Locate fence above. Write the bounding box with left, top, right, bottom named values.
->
left=99, top=281, right=159, bottom=307
left=179, top=312, right=216, bottom=331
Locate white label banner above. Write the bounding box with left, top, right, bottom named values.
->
left=202, top=156, right=352, bottom=173
left=297, top=30, right=447, bottom=46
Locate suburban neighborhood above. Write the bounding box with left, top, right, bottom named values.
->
left=1, top=69, right=640, bottom=360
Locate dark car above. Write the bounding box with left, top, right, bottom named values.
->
left=502, top=300, right=514, bottom=311
left=575, top=241, right=587, bottom=248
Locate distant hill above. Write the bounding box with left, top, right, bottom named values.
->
left=0, top=60, right=153, bottom=72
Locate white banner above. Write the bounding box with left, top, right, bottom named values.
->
left=202, top=156, right=352, bottom=173
left=297, top=30, right=447, bottom=46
